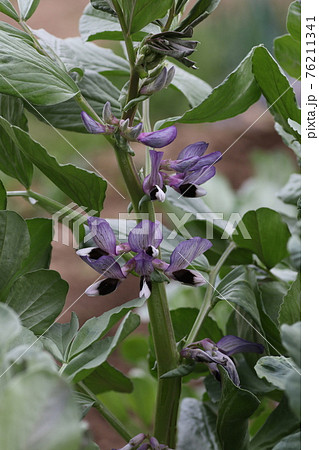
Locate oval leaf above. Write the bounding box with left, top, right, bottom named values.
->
left=6, top=269, right=68, bottom=335
left=0, top=31, right=79, bottom=105
left=0, top=115, right=107, bottom=212
left=233, top=208, right=291, bottom=269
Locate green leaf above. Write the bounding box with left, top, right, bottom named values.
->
left=0, top=0, right=19, bottom=21
left=84, top=361, right=133, bottom=394
left=259, top=281, right=288, bottom=325
left=0, top=115, right=107, bottom=212
left=273, top=432, right=301, bottom=450
left=31, top=70, right=121, bottom=133
left=19, top=218, right=53, bottom=274
left=73, top=391, right=95, bottom=418
left=255, top=356, right=298, bottom=391
left=233, top=208, right=291, bottom=268
left=250, top=396, right=300, bottom=450
left=6, top=269, right=68, bottom=335
left=217, top=366, right=260, bottom=450
left=34, top=29, right=130, bottom=76
left=0, top=178, right=6, bottom=209
left=156, top=47, right=261, bottom=129
left=122, top=0, right=173, bottom=34
left=79, top=4, right=160, bottom=42
left=0, top=211, right=30, bottom=299
left=161, top=363, right=195, bottom=379
left=176, top=0, right=220, bottom=31
left=171, top=307, right=222, bottom=343
left=252, top=46, right=300, bottom=139
left=0, top=94, right=33, bottom=188
left=214, top=266, right=262, bottom=328
left=281, top=322, right=300, bottom=367
left=0, top=370, right=83, bottom=450
left=277, top=174, right=300, bottom=206
left=42, top=312, right=79, bottom=362
left=278, top=274, right=300, bottom=325
left=274, top=34, right=301, bottom=79
left=171, top=65, right=212, bottom=108
left=0, top=31, right=79, bottom=105
left=287, top=1, right=301, bottom=42
left=68, top=297, right=145, bottom=359
left=177, top=398, right=219, bottom=450
left=17, top=0, right=40, bottom=20
left=0, top=303, right=22, bottom=348
left=64, top=312, right=140, bottom=382
left=0, top=21, right=33, bottom=44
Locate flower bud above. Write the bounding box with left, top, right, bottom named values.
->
left=81, top=111, right=108, bottom=134
left=137, top=126, right=177, bottom=148
left=140, top=67, right=168, bottom=95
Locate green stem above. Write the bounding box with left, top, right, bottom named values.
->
left=147, top=282, right=181, bottom=447
left=142, top=98, right=152, bottom=176
left=163, top=4, right=176, bottom=31
left=111, top=0, right=136, bottom=68
left=186, top=241, right=236, bottom=345
left=77, top=382, right=132, bottom=442
left=7, top=190, right=65, bottom=213
left=111, top=136, right=144, bottom=213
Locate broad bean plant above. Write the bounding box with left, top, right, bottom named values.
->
left=0, top=0, right=301, bottom=449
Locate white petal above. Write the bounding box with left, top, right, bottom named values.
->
left=76, top=247, right=97, bottom=257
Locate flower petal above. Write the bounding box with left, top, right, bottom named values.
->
left=85, top=278, right=120, bottom=296
left=87, top=217, right=117, bottom=255
left=79, top=254, right=125, bottom=279
left=81, top=111, right=106, bottom=134
left=143, top=150, right=164, bottom=195
left=177, top=141, right=208, bottom=160
left=209, top=350, right=240, bottom=386
left=183, top=165, right=216, bottom=186
left=128, top=220, right=162, bottom=252
left=166, top=237, right=212, bottom=273
left=134, top=252, right=155, bottom=276
left=138, top=126, right=177, bottom=148
left=217, top=335, right=264, bottom=356
left=190, top=151, right=222, bottom=171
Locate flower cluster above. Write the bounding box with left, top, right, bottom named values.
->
left=138, top=26, right=199, bottom=70
left=77, top=218, right=212, bottom=299
left=180, top=336, right=264, bottom=386
left=81, top=107, right=177, bottom=148
left=143, top=143, right=222, bottom=201
left=114, top=433, right=173, bottom=450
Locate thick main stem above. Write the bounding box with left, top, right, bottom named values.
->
left=147, top=283, right=181, bottom=447
left=186, top=241, right=236, bottom=345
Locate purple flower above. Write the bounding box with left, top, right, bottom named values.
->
left=181, top=336, right=264, bottom=386
left=77, top=219, right=212, bottom=299
left=137, top=126, right=177, bottom=148
left=76, top=217, right=125, bottom=296
left=81, top=111, right=114, bottom=134
left=126, top=220, right=163, bottom=298
left=165, top=237, right=212, bottom=286
left=143, top=142, right=221, bottom=200
left=143, top=150, right=165, bottom=202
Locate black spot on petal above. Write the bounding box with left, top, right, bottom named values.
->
left=150, top=186, right=159, bottom=201
left=89, top=248, right=109, bottom=259
left=98, top=278, right=119, bottom=295
left=172, top=269, right=195, bottom=285
left=179, top=184, right=197, bottom=197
